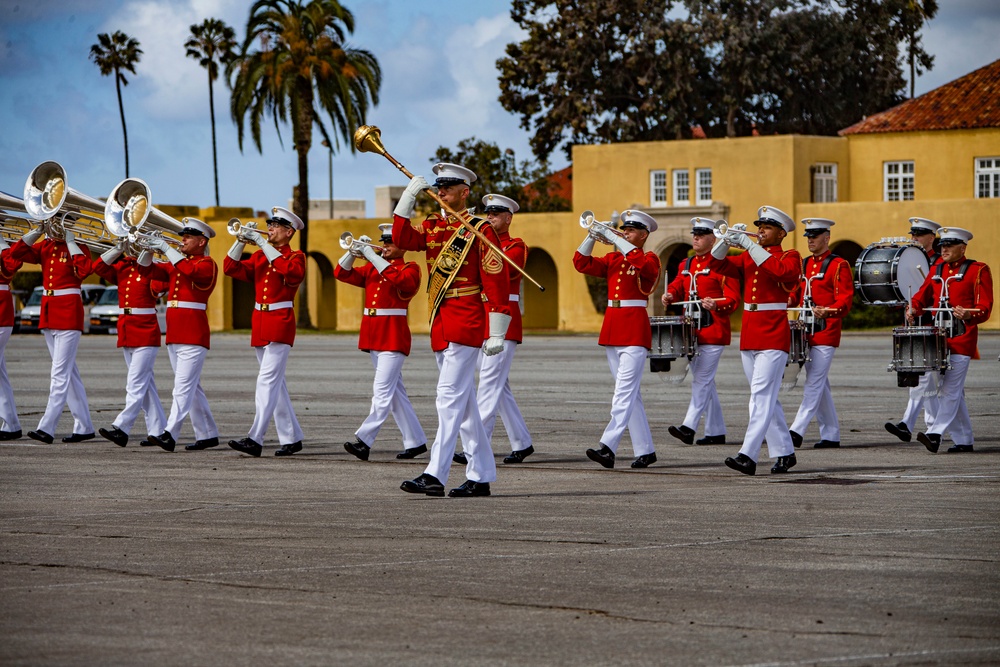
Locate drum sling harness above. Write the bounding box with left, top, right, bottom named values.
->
left=799, top=254, right=840, bottom=334
left=681, top=257, right=713, bottom=328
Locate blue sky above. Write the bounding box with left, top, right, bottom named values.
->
left=2, top=0, right=999, bottom=217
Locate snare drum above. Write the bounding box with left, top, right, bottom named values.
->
left=889, top=326, right=949, bottom=374
left=855, top=243, right=929, bottom=306
left=787, top=320, right=810, bottom=365
left=649, top=316, right=695, bottom=372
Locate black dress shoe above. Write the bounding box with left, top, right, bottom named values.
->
left=813, top=440, right=840, bottom=449
left=185, top=437, right=220, bottom=451
left=396, top=444, right=427, bottom=459
left=449, top=480, right=491, bottom=497
left=789, top=430, right=803, bottom=449
left=139, top=438, right=155, bottom=447
left=631, top=453, right=657, bottom=469
left=696, top=434, right=726, bottom=445
left=149, top=432, right=176, bottom=452
left=885, top=421, right=912, bottom=442
left=668, top=424, right=695, bottom=445
left=0, top=428, right=23, bottom=441
left=503, top=445, right=534, bottom=464
left=453, top=451, right=468, bottom=465
left=62, top=432, right=95, bottom=443
left=770, top=454, right=797, bottom=474
left=344, top=439, right=371, bottom=461
left=585, top=444, right=615, bottom=469
left=947, top=444, right=974, bottom=453
left=724, top=453, right=756, bottom=476
left=99, top=426, right=128, bottom=447
left=400, top=473, right=445, bottom=497
left=27, top=430, right=54, bottom=444
left=917, top=432, right=940, bottom=453
left=229, top=437, right=262, bottom=457
left=275, top=441, right=303, bottom=457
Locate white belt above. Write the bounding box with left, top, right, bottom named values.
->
left=607, top=299, right=647, bottom=308
left=744, top=302, right=787, bottom=312
left=363, top=308, right=407, bottom=316
left=118, top=307, right=157, bottom=316
left=508, top=294, right=519, bottom=302
left=44, top=288, right=82, bottom=297
left=168, top=300, right=208, bottom=310
left=255, top=301, right=294, bottom=312
left=0, top=285, right=8, bottom=292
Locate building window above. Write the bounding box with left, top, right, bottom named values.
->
left=673, top=169, right=689, bottom=206
left=975, top=157, right=1000, bottom=198
left=696, top=168, right=712, bottom=205
left=650, top=169, right=667, bottom=207
left=812, top=163, right=838, bottom=203
left=884, top=161, right=914, bottom=201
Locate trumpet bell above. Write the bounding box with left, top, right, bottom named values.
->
left=353, top=125, right=386, bottom=156
left=339, top=230, right=356, bottom=250
left=578, top=210, right=596, bottom=229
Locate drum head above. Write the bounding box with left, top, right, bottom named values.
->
left=893, top=246, right=929, bottom=303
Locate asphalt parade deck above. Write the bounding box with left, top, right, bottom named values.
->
left=2, top=331, right=998, bottom=666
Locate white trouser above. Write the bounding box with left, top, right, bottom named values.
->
left=38, top=329, right=93, bottom=436
left=247, top=343, right=303, bottom=446
left=600, top=345, right=654, bottom=456
left=927, top=354, right=973, bottom=445
left=790, top=345, right=840, bottom=441
left=113, top=346, right=166, bottom=436
left=165, top=344, right=217, bottom=440
left=738, top=349, right=794, bottom=462
left=682, top=344, right=726, bottom=437
left=355, top=350, right=425, bottom=448
left=423, top=343, right=497, bottom=486
left=476, top=341, right=532, bottom=451
left=0, top=326, right=19, bottom=431
left=901, top=372, right=939, bottom=431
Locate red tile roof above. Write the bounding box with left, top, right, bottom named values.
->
left=840, top=59, right=1000, bottom=135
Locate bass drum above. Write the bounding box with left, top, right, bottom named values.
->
left=854, top=243, right=929, bottom=306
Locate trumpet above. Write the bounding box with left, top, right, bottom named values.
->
left=579, top=210, right=626, bottom=244
left=714, top=221, right=762, bottom=240
left=339, top=231, right=381, bottom=258
left=228, top=218, right=261, bottom=245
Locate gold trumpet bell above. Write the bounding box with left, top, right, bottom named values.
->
left=353, top=125, right=386, bottom=155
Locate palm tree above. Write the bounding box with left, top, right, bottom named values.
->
left=89, top=31, right=143, bottom=178
left=186, top=19, right=238, bottom=207
left=228, top=0, right=381, bottom=329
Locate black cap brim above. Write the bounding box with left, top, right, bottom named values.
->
left=434, top=178, right=466, bottom=188
left=937, top=239, right=966, bottom=246
left=266, top=218, right=293, bottom=228
left=483, top=206, right=511, bottom=214
left=179, top=227, right=206, bottom=237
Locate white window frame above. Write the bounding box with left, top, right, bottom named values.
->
left=649, top=169, right=668, bottom=207
left=695, top=168, right=712, bottom=206
left=672, top=169, right=690, bottom=207
left=975, top=157, right=1000, bottom=199
left=813, top=163, right=838, bottom=203
left=884, top=161, right=914, bottom=201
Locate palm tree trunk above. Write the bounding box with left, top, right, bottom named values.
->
left=209, top=71, right=220, bottom=206
left=295, top=146, right=312, bottom=329
left=115, top=68, right=129, bottom=178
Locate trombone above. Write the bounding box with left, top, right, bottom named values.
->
left=579, top=210, right=626, bottom=244
left=339, top=231, right=380, bottom=258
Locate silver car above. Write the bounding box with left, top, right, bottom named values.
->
left=17, top=285, right=106, bottom=334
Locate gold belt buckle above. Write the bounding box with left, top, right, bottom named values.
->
left=747, top=303, right=758, bottom=311
left=367, top=308, right=377, bottom=316
left=45, top=289, right=54, bottom=296
left=611, top=299, right=620, bottom=308
left=123, top=307, right=132, bottom=315
left=260, top=303, right=270, bottom=312
left=168, top=300, right=178, bottom=308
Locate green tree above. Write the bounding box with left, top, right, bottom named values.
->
left=89, top=31, right=143, bottom=178
left=186, top=18, right=238, bottom=207
left=228, top=0, right=381, bottom=328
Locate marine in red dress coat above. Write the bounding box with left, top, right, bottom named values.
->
left=223, top=238, right=305, bottom=347
left=92, top=253, right=166, bottom=349
left=10, top=235, right=93, bottom=331
left=486, top=229, right=527, bottom=343
left=0, top=239, right=24, bottom=439
left=663, top=252, right=740, bottom=347
left=140, top=237, right=217, bottom=349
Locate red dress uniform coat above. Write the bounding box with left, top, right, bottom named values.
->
left=0, top=248, right=23, bottom=327
left=334, top=257, right=421, bottom=355
left=224, top=245, right=305, bottom=347
left=664, top=254, right=740, bottom=346
left=141, top=254, right=217, bottom=349
left=483, top=232, right=526, bottom=343
left=574, top=247, right=661, bottom=348
left=788, top=251, right=854, bottom=347
left=92, top=256, right=166, bottom=348
left=911, top=259, right=993, bottom=358
left=393, top=212, right=511, bottom=352
left=711, top=246, right=802, bottom=352
left=10, top=238, right=93, bottom=331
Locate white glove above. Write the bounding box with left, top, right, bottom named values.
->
left=164, top=245, right=185, bottom=265
left=483, top=312, right=512, bottom=357
left=611, top=233, right=637, bottom=255
left=361, top=244, right=390, bottom=273
left=22, top=226, right=43, bottom=246
left=227, top=240, right=246, bottom=261
left=137, top=249, right=152, bottom=267
left=259, top=238, right=281, bottom=263
left=100, top=246, right=123, bottom=265
left=577, top=234, right=596, bottom=256
left=710, top=237, right=730, bottom=260
left=146, top=237, right=170, bottom=253
left=394, top=175, right=429, bottom=219
left=727, top=231, right=755, bottom=250
left=64, top=229, right=83, bottom=256
left=245, top=229, right=266, bottom=246
left=746, top=242, right=771, bottom=266
left=0, top=236, right=9, bottom=251
left=338, top=250, right=356, bottom=270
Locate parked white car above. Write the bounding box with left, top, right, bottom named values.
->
left=88, top=286, right=167, bottom=335
left=17, top=285, right=106, bottom=334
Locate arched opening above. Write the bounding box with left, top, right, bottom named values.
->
left=831, top=240, right=863, bottom=267
left=653, top=242, right=693, bottom=316
left=308, top=251, right=337, bottom=330
left=523, top=248, right=559, bottom=330
left=231, top=252, right=255, bottom=329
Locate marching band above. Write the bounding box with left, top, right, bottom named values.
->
left=0, top=149, right=994, bottom=489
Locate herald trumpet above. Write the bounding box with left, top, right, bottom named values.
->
left=227, top=218, right=261, bottom=244
left=579, top=210, right=626, bottom=244
left=340, top=231, right=380, bottom=258
left=714, top=221, right=762, bottom=240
